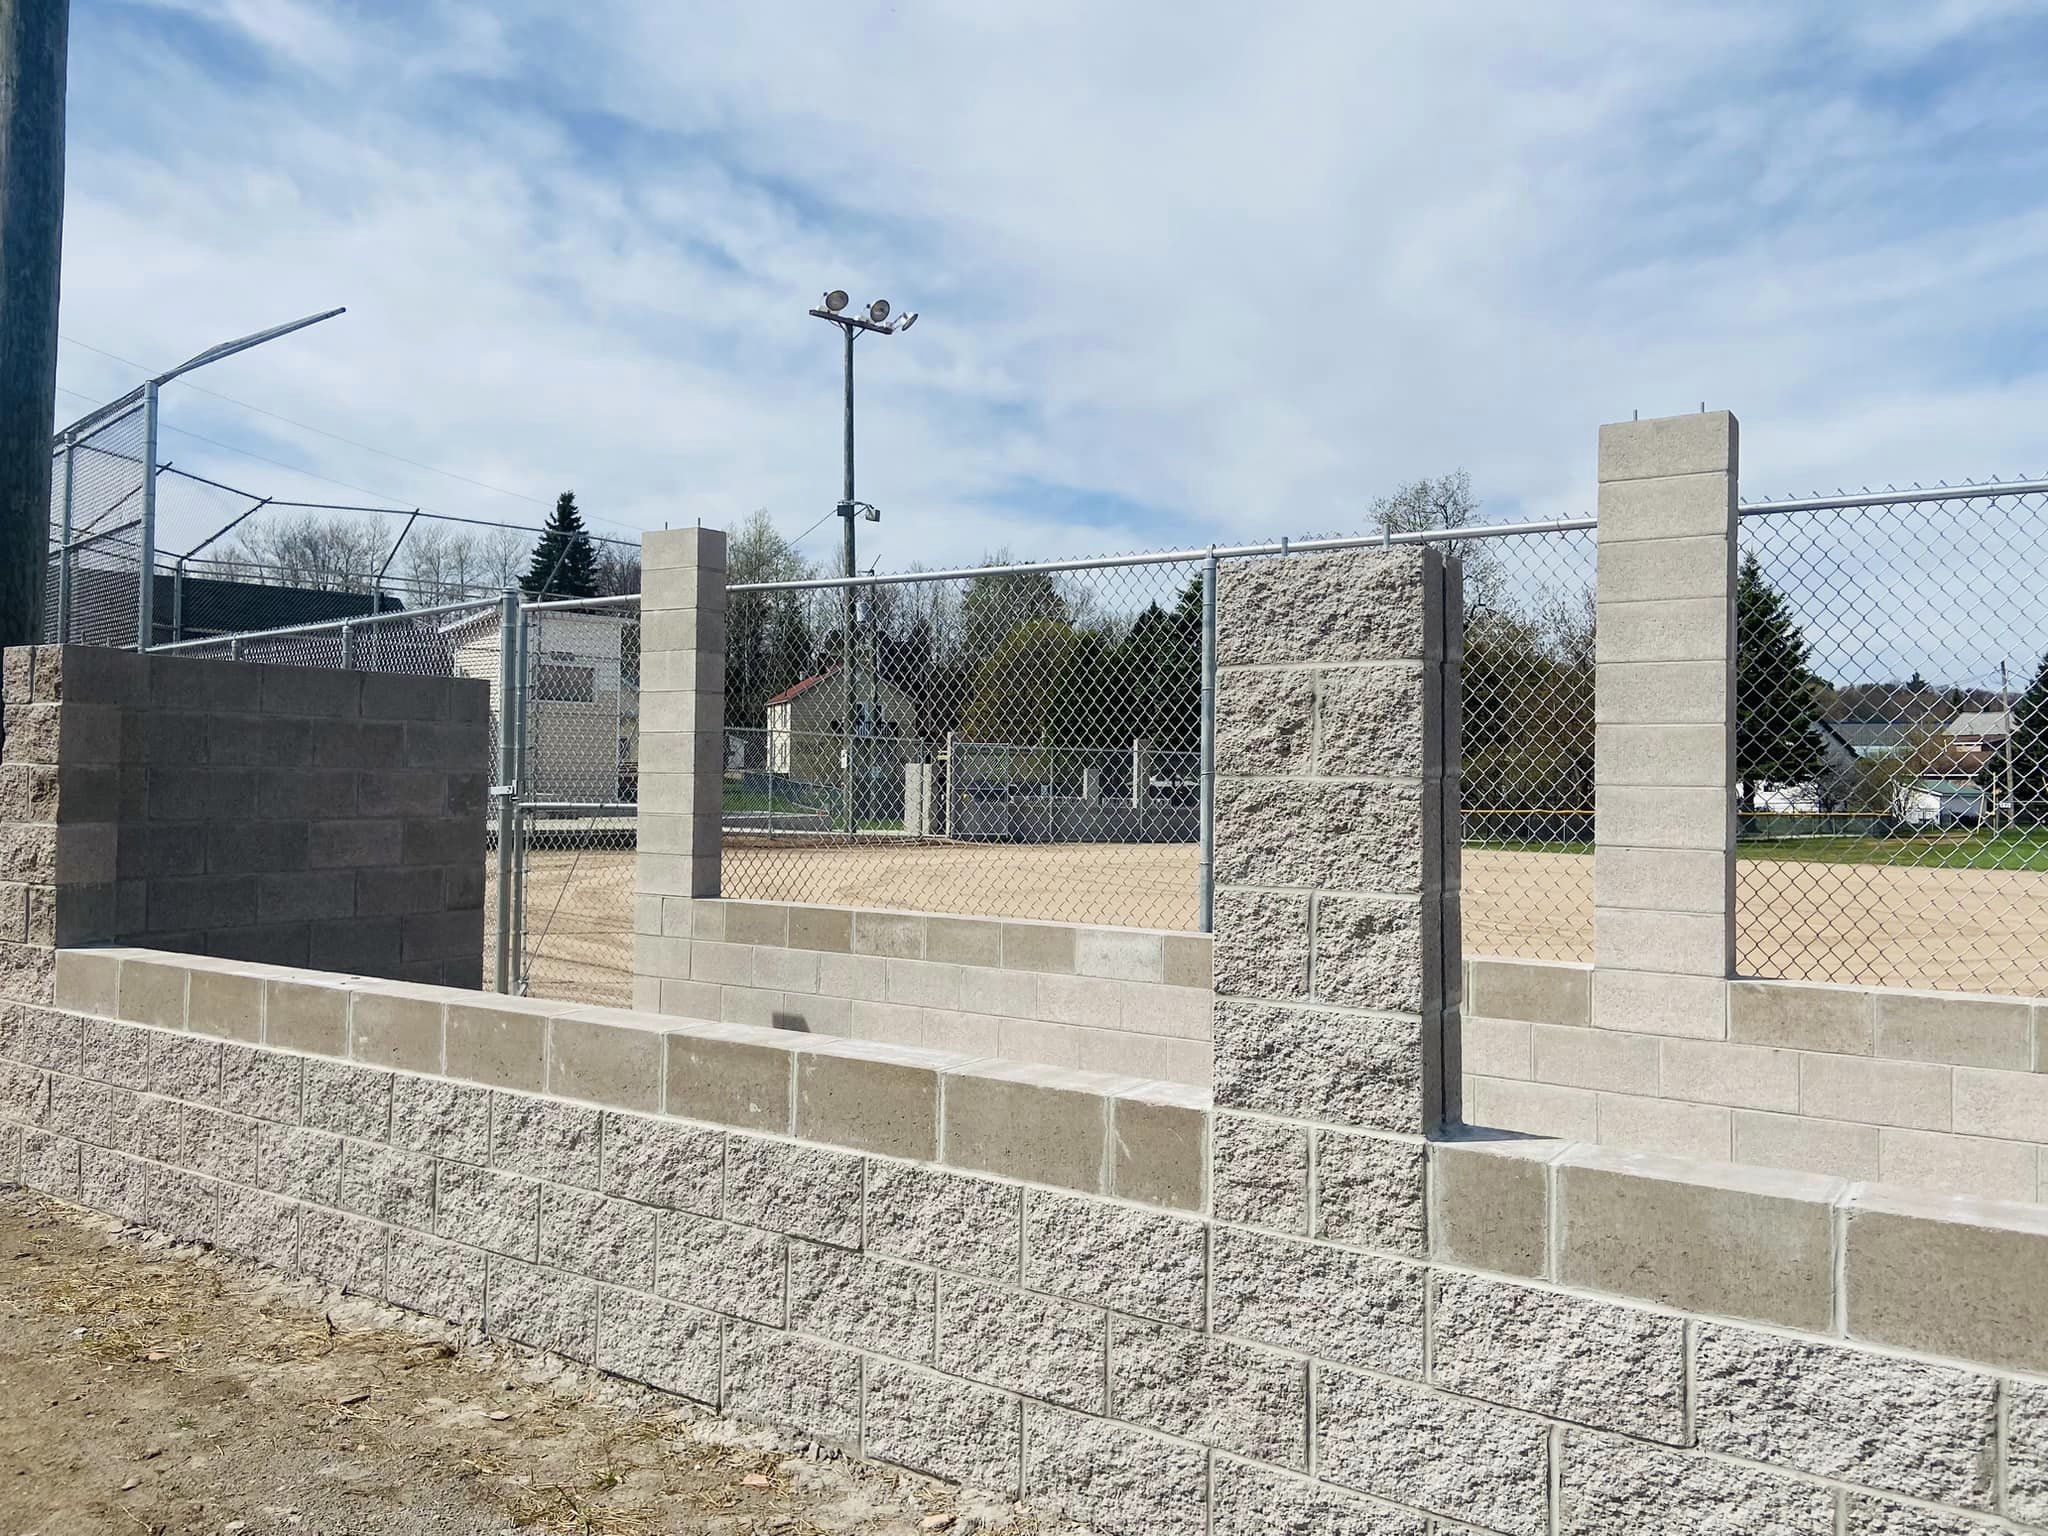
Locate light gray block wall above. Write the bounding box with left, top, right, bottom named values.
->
left=0, top=645, right=487, bottom=997
left=632, top=897, right=1213, bottom=1087
left=1591, top=410, right=1739, bottom=1039
left=634, top=527, right=727, bottom=1002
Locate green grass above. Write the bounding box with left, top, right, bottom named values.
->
left=1468, top=831, right=2048, bottom=872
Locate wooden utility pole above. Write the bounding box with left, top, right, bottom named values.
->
left=0, top=0, right=68, bottom=647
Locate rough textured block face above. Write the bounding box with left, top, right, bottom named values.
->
left=1838, top=1495, right=1996, bottom=1536
left=787, top=1241, right=935, bottom=1361
left=1431, top=1273, right=1685, bottom=1442
left=2008, top=1378, right=2048, bottom=1526
left=1317, top=1369, right=1550, bottom=1536
left=435, top=1160, right=540, bottom=1259
left=490, top=1092, right=599, bottom=1188
left=937, top=1278, right=1105, bottom=1411
left=1217, top=549, right=1428, bottom=666
left=864, top=1161, right=1020, bottom=1282
left=1558, top=1149, right=1837, bottom=1331
left=1212, top=1112, right=1309, bottom=1234
left=1312, top=895, right=1425, bottom=1014
left=1211, top=889, right=1310, bottom=1001
left=1844, top=1189, right=2048, bottom=1374
left=390, top=1075, right=489, bottom=1165
left=1314, top=1130, right=1425, bottom=1254
left=1212, top=1226, right=1422, bottom=1376
left=1215, top=666, right=1314, bottom=775
left=1022, top=1403, right=1208, bottom=1536
left=488, top=1256, right=598, bottom=1361
left=656, top=1211, right=785, bottom=1325
left=1560, top=1434, right=1832, bottom=1536
left=598, top=1111, right=721, bottom=1213
left=1693, top=1324, right=1997, bottom=1508
left=1024, top=1192, right=1206, bottom=1327
left=1209, top=1459, right=1427, bottom=1536
left=1108, top=1317, right=1307, bottom=1466
left=341, top=1141, right=435, bottom=1229
left=1213, top=999, right=1422, bottom=1132
left=864, top=1361, right=1021, bottom=1495
left=539, top=1183, right=656, bottom=1289
left=723, top=1135, right=862, bottom=1246
left=302, top=1057, right=390, bottom=1139
left=594, top=1288, right=718, bottom=1404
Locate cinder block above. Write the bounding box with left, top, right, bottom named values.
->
left=1216, top=665, right=1315, bottom=777
left=1730, top=979, right=1872, bottom=1054
left=1467, top=959, right=1589, bottom=1028
left=723, top=1323, right=860, bottom=1447
left=1596, top=532, right=1731, bottom=604
left=538, top=1183, right=655, bottom=1289
left=182, top=1103, right=259, bottom=1183
left=117, top=956, right=187, bottom=1030
left=1465, top=1075, right=1599, bottom=1141
left=306, top=917, right=401, bottom=976
left=852, top=910, right=923, bottom=959
left=594, top=1288, right=718, bottom=1404
left=215, top=1184, right=300, bottom=1271
left=390, top=1074, right=489, bottom=1165
left=1431, top=1271, right=1685, bottom=1442
left=52, top=947, right=120, bottom=1019
left=349, top=988, right=443, bottom=1074
left=253, top=768, right=357, bottom=821
left=300, top=1206, right=387, bottom=1295
left=302, top=1057, right=391, bottom=1139
left=883, top=957, right=962, bottom=1010
left=221, top=1043, right=301, bottom=1123
left=1022, top=1403, right=1207, bottom=1536
left=1801, top=1053, right=1951, bottom=1131
left=1875, top=991, right=2031, bottom=1071
left=1315, top=1129, right=1425, bottom=1254
left=937, top=1277, right=1106, bottom=1411
left=1590, top=968, right=1726, bottom=1039
left=1595, top=659, right=1728, bottom=725
left=785, top=905, right=853, bottom=954
left=923, top=915, right=1002, bottom=967
left=1212, top=1225, right=1422, bottom=1375
left=265, top=977, right=350, bottom=1056
left=1560, top=1433, right=1831, bottom=1535
left=1428, top=1135, right=1555, bottom=1279
left=1110, top=1090, right=1206, bottom=1212
left=1211, top=890, right=1310, bottom=1002
left=489, top=1092, right=599, bottom=1188
left=1024, top=1190, right=1205, bottom=1327
left=148, top=1029, right=223, bottom=1103
left=1074, top=928, right=1164, bottom=984
left=1878, top=1127, right=2037, bottom=1203
left=1594, top=598, right=1729, bottom=666
left=444, top=999, right=550, bottom=1093
left=340, top=1141, right=435, bottom=1229
left=1316, top=1367, right=1550, bottom=1535
left=386, top=1229, right=486, bottom=1327
left=722, top=1135, right=862, bottom=1246
left=999, top=920, right=1073, bottom=974
left=1732, top=1111, right=1881, bottom=1183
left=487, top=1255, right=597, bottom=1361
left=663, top=1023, right=792, bottom=1132
left=1216, top=549, right=1431, bottom=668
left=865, top=1361, right=1021, bottom=1495
left=864, top=1161, right=1020, bottom=1282
left=1213, top=999, right=1423, bottom=1133
left=184, top=968, right=263, bottom=1043
left=793, top=1039, right=942, bottom=1160
left=1161, top=934, right=1212, bottom=991
left=1593, top=785, right=1729, bottom=853
left=1210, top=1459, right=1425, bottom=1536
left=1108, top=1314, right=1307, bottom=1466
left=1597, top=411, right=1736, bottom=486
left=1844, top=1184, right=2048, bottom=1373
left=942, top=1060, right=1108, bottom=1194
left=599, top=1110, right=720, bottom=1213
left=548, top=1012, right=661, bottom=1113
left=256, top=1123, right=344, bottom=1204
left=1532, top=1024, right=1659, bottom=1094
left=1694, top=1322, right=1998, bottom=1508
left=1211, top=1113, right=1308, bottom=1233
left=656, top=1211, right=786, bottom=1325
left=435, top=1160, right=540, bottom=1259
left=1557, top=1146, right=1838, bottom=1331
left=1660, top=1038, right=1798, bottom=1112
left=788, top=1239, right=935, bottom=1360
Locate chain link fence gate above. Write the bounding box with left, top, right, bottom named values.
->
left=47, top=395, right=152, bottom=646
left=1735, top=476, right=2048, bottom=995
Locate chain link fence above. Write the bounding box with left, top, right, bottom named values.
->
left=1736, top=479, right=2048, bottom=994
left=47, top=399, right=150, bottom=647
left=723, top=556, right=1209, bottom=931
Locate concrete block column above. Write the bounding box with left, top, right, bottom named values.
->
left=634, top=528, right=727, bottom=1013
left=1207, top=548, right=1459, bottom=1248
left=1592, top=412, right=1738, bottom=1039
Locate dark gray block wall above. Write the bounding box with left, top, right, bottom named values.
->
left=0, top=645, right=487, bottom=994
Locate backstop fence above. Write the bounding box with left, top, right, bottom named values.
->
left=1735, top=477, right=2048, bottom=995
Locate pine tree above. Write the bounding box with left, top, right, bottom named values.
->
left=520, top=491, right=600, bottom=599
left=1736, top=552, right=1828, bottom=810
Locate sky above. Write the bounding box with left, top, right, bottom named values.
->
left=48, top=0, right=2048, bottom=579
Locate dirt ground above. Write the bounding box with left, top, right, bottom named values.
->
left=497, top=843, right=2048, bottom=1005
left=0, top=1191, right=1080, bottom=1536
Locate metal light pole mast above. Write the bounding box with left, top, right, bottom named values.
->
left=0, top=0, right=68, bottom=648
left=809, top=290, right=917, bottom=838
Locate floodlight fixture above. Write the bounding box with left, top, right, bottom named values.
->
left=895, top=311, right=918, bottom=332
left=824, top=289, right=849, bottom=313
left=867, top=298, right=891, bottom=323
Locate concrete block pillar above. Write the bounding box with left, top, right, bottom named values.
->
left=1207, top=548, right=1459, bottom=1250
left=634, top=528, right=726, bottom=1013
left=1592, top=411, right=1738, bottom=1038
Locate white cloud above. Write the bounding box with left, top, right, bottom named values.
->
left=53, top=0, right=2048, bottom=572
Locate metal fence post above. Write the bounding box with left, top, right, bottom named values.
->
left=54, top=434, right=74, bottom=642
left=1198, top=547, right=1218, bottom=932
left=136, top=380, right=159, bottom=650
left=171, top=559, right=186, bottom=645
left=341, top=620, right=358, bottom=670
left=493, top=586, right=518, bottom=993
left=511, top=605, right=531, bottom=991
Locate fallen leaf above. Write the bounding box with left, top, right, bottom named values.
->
left=487, top=1411, right=511, bottom=1422
left=742, top=1473, right=771, bottom=1488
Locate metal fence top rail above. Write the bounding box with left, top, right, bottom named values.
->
left=147, top=593, right=498, bottom=652
left=1738, top=477, right=2048, bottom=517
left=725, top=515, right=1601, bottom=594
left=520, top=592, right=642, bottom=614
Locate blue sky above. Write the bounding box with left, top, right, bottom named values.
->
left=49, top=0, right=2048, bottom=574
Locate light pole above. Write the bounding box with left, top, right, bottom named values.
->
left=808, top=290, right=916, bottom=834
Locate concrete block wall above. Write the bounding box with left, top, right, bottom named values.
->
left=631, top=898, right=1213, bottom=1087
left=1461, top=955, right=2048, bottom=1201
left=0, top=646, right=486, bottom=994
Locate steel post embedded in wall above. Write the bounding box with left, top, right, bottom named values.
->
left=493, top=586, right=518, bottom=993
left=1197, top=547, right=1218, bottom=932
left=55, top=434, right=74, bottom=642
left=511, top=606, right=531, bottom=991
left=136, top=380, right=159, bottom=650
left=171, top=559, right=185, bottom=645
left=340, top=621, right=357, bottom=670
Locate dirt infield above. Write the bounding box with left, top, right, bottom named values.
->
left=497, top=843, right=2048, bottom=1005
